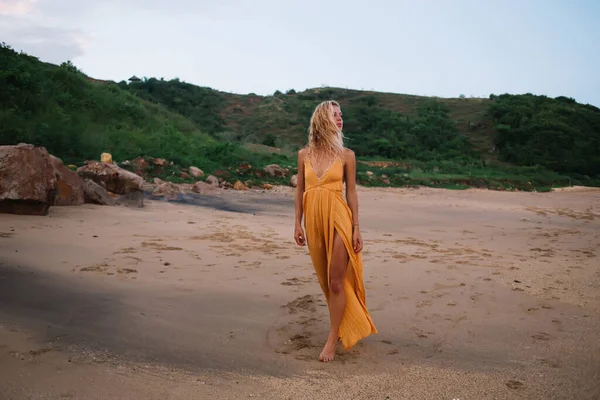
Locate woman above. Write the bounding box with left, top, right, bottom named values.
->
left=294, top=100, right=377, bottom=362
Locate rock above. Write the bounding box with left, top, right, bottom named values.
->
left=206, top=175, right=219, bottom=187
left=238, top=163, right=252, bottom=173
left=100, top=152, right=113, bottom=163
left=220, top=181, right=233, bottom=189
left=114, top=191, right=144, bottom=208
left=180, top=172, right=191, bottom=179
left=77, top=161, right=143, bottom=195
left=49, top=155, right=85, bottom=206
left=264, top=164, right=286, bottom=177
left=290, top=175, right=298, bottom=188
left=189, top=166, right=204, bottom=178
left=233, top=181, right=248, bottom=191
left=131, top=156, right=150, bottom=176
left=263, top=183, right=274, bottom=190
left=152, top=181, right=185, bottom=200
left=83, top=179, right=115, bottom=205
left=0, top=144, right=57, bottom=215
left=366, top=171, right=374, bottom=177
left=213, top=169, right=231, bottom=179
left=152, top=158, right=168, bottom=167
left=192, top=181, right=213, bottom=194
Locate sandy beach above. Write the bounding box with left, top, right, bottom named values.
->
left=1, top=186, right=599, bottom=400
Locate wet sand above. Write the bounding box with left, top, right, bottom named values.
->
left=1, top=186, right=599, bottom=399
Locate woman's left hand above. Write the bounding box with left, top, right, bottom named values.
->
left=352, top=226, right=363, bottom=253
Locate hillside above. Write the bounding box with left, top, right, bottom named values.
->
left=2, top=42, right=599, bottom=191
left=125, top=78, right=599, bottom=178
left=124, top=79, right=494, bottom=162
left=0, top=43, right=289, bottom=175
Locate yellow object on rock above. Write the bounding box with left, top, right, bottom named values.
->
left=101, top=153, right=113, bottom=163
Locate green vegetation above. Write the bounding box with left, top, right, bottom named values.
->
left=1, top=42, right=598, bottom=191
left=0, top=43, right=285, bottom=174
left=489, top=93, right=600, bottom=177
left=122, top=77, right=226, bottom=135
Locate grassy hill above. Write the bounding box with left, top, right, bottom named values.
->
left=125, top=80, right=495, bottom=161
left=2, top=41, right=599, bottom=191
left=124, top=77, right=600, bottom=189
left=0, top=43, right=289, bottom=175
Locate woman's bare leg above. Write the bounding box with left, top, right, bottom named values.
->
left=320, top=229, right=349, bottom=362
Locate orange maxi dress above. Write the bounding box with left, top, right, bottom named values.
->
left=303, top=154, right=378, bottom=350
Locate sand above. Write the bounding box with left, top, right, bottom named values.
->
left=1, top=186, right=599, bottom=400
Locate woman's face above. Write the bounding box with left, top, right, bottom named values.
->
left=332, top=105, right=343, bottom=131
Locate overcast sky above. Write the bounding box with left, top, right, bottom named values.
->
left=2, top=0, right=599, bottom=106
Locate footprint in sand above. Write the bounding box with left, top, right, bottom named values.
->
left=531, top=332, right=551, bottom=341
left=283, top=294, right=318, bottom=314
left=506, top=380, right=524, bottom=390
left=78, top=263, right=110, bottom=273
left=281, top=277, right=312, bottom=287
left=416, top=300, right=432, bottom=308
left=141, top=241, right=183, bottom=251
left=540, top=358, right=561, bottom=368
left=117, top=268, right=138, bottom=274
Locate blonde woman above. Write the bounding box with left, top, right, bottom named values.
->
left=294, top=100, right=377, bottom=362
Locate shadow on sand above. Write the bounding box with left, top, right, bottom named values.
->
left=144, top=189, right=294, bottom=214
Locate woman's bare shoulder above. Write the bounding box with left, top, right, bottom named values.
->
left=297, top=148, right=309, bottom=165
left=342, top=148, right=355, bottom=162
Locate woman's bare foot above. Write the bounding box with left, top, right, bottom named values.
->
left=319, top=334, right=338, bottom=362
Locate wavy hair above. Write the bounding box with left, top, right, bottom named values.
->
left=307, top=100, right=345, bottom=158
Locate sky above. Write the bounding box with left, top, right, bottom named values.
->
left=1, top=0, right=599, bottom=106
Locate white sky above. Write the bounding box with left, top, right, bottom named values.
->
left=2, top=0, right=599, bottom=106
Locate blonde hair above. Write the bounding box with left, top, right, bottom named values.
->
left=307, top=100, right=345, bottom=158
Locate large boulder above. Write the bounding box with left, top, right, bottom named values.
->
left=49, top=155, right=85, bottom=206
left=83, top=179, right=115, bottom=206
left=152, top=180, right=185, bottom=200
left=0, top=144, right=57, bottom=215
left=192, top=181, right=213, bottom=194
left=76, top=161, right=143, bottom=195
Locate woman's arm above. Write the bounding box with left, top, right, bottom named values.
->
left=344, top=149, right=359, bottom=227
left=294, top=149, right=307, bottom=246
left=344, top=149, right=363, bottom=253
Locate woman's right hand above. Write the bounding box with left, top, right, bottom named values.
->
left=294, top=224, right=306, bottom=246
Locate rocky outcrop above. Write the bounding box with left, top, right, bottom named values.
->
left=0, top=144, right=57, bottom=215
left=192, top=181, right=213, bottom=194
left=264, top=164, right=286, bottom=178
left=233, top=181, right=248, bottom=191
left=49, top=155, right=85, bottom=206
left=189, top=166, right=204, bottom=178
left=206, top=175, right=219, bottom=187
left=151, top=178, right=185, bottom=200
left=83, top=179, right=115, bottom=206
left=77, top=161, right=143, bottom=195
